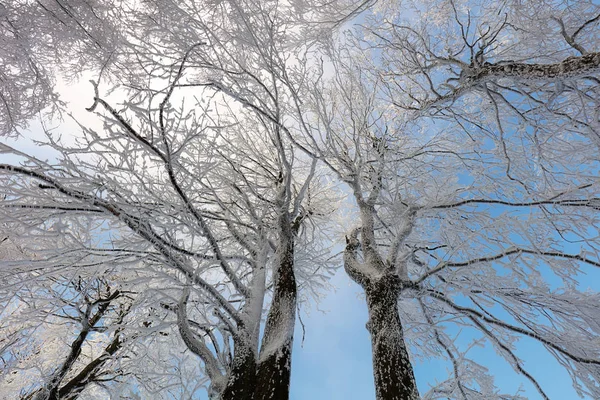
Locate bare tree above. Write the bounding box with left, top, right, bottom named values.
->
left=2, top=0, right=346, bottom=397
left=0, top=0, right=131, bottom=136
left=364, top=0, right=600, bottom=155
left=301, top=47, right=600, bottom=397
left=0, top=40, right=333, bottom=398
left=24, top=281, right=130, bottom=400
left=292, top=1, right=600, bottom=398
left=3, top=0, right=600, bottom=399
left=0, top=236, right=137, bottom=399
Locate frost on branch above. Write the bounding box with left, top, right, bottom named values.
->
left=2, top=0, right=600, bottom=398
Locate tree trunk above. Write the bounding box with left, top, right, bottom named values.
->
left=253, top=236, right=296, bottom=400
left=364, top=277, right=419, bottom=400
left=220, top=340, right=257, bottom=400
left=253, top=341, right=293, bottom=400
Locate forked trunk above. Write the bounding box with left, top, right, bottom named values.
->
left=32, top=297, right=116, bottom=400
left=365, top=278, right=419, bottom=400
left=56, top=331, right=124, bottom=400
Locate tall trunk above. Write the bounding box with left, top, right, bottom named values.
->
left=220, top=244, right=268, bottom=400
left=345, top=198, right=419, bottom=400
left=253, top=236, right=297, bottom=400
left=220, top=339, right=257, bottom=400
left=364, top=277, right=419, bottom=400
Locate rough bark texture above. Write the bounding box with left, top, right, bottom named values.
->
left=344, top=213, right=420, bottom=400
left=220, top=340, right=257, bottom=400
left=420, top=52, right=600, bottom=111
left=364, top=276, right=419, bottom=400
left=253, top=343, right=293, bottom=400
left=253, top=235, right=296, bottom=400
left=464, top=51, right=600, bottom=82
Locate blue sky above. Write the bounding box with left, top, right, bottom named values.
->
left=289, top=269, right=594, bottom=400
left=9, top=96, right=595, bottom=400
left=6, top=11, right=600, bottom=398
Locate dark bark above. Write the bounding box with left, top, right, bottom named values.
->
left=253, top=235, right=297, bottom=400
left=364, top=276, right=419, bottom=400
left=57, top=327, right=124, bottom=400
left=344, top=216, right=419, bottom=399
left=44, top=298, right=115, bottom=400
left=44, top=327, right=91, bottom=400
left=222, top=212, right=298, bottom=400
left=465, top=51, right=600, bottom=82
left=23, top=289, right=122, bottom=400
left=417, top=52, right=600, bottom=111
left=220, top=338, right=257, bottom=400
left=253, top=344, right=293, bottom=400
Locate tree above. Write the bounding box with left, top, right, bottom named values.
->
left=0, top=236, right=134, bottom=399
left=23, top=280, right=130, bottom=400
left=300, top=1, right=600, bottom=398
left=2, top=0, right=600, bottom=399
left=0, top=31, right=335, bottom=400
left=2, top=1, right=345, bottom=398
left=0, top=0, right=130, bottom=136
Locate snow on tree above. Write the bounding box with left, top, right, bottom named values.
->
left=2, top=0, right=600, bottom=399
left=0, top=235, right=132, bottom=399
left=0, top=7, right=337, bottom=397
left=0, top=73, right=334, bottom=400
left=0, top=0, right=128, bottom=136
left=1, top=0, right=347, bottom=398
left=300, top=1, right=600, bottom=398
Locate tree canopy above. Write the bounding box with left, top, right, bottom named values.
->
left=1, top=0, right=600, bottom=399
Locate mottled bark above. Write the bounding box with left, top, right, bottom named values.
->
left=253, top=231, right=296, bottom=400
left=221, top=210, right=297, bottom=400
left=253, top=343, right=293, bottom=400
left=463, top=51, right=600, bottom=82
left=220, top=339, right=257, bottom=400
left=345, top=228, right=419, bottom=400
left=364, top=276, right=419, bottom=400
left=220, top=248, right=268, bottom=399
left=416, top=51, right=600, bottom=112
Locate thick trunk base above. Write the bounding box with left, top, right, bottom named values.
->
left=365, top=278, right=419, bottom=400
left=253, top=342, right=293, bottom=400
left=221, top=345, right=257, bottom=400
